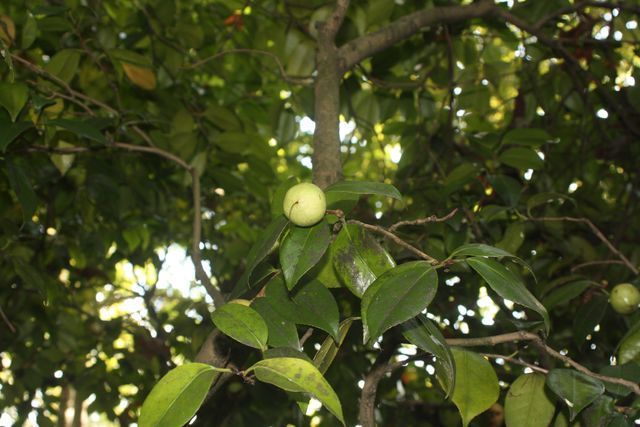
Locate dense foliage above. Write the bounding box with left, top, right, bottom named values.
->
left=1, top=0, right=640, bottom=426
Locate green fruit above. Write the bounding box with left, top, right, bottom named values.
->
left=610, top=283, right=640, bottom=314
left=282, top=182, right=326, bottom=227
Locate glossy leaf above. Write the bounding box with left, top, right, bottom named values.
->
left=325, top=180, right=402, bottom=201
left=6, top=160, right=37, bottom=222
left=467, top=257, right=549, bottom=333
left=260, top=275, right=340, bottom=341
left=139, top=363, right=218, bottom=427
left=451, top=348, right=499, bottom=427
left=443, top=163, right=479, bottom=194
left=211, top=303, right=268, bottom=351
left=251, top=297, right=299, bottom=349
left=290, top=279, right=340, bottom=341
left=0, top=121, right=33, bottom=151
left=362, top=262, right=437, bottom=343
left=546, top=369, right=605, bottom=421
left=249, top=357, right=344, bottom=425
left=332, top=224, right=395, bottom=297
left=504, top=373, right=555, bottom=427
left=280, top=220, right=330, bottom=290
left=0, top=82, right=28, bottom=122
left=48, top=119, right=107, bottom=144
left=402, top=314, right=455, bottom=397
left=618, top=319, right=640, bottom=364
left=448, top=243, right=533, bottom=275
left=499, top=147, right=544, bottom=170
left=230, top=215, right=289, bottom=299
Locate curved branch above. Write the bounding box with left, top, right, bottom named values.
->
left=338, top=1, right=494, bottom=72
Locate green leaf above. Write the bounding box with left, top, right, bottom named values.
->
left=280, top=220, right=330, bottom=290
left=362, top=262, right=437, bottom=343
left=251, top=297, right=299, bottom=349
left=443, top=163, right=480, bottom=194
left=0, top=121, right=33, bottom=151
left=313, top=317, right=356, bottom=374
left=496, top=222, right=526, bottom=254
left=467, top=257, right=549, bottom=333
left=248, top=357, right=345, bottom=425
left=504, top=373, right=555, bottom=427
left=325, top=181, right=402, bottom=201
left=581, top=395, right=615, bottom=427
left=290, top=279, right=340, bottom=341
left=449, top=243, right=516, bottom=259
left=402, top=315, right=455, bottom=397
left=138, top=363, right=218, bottom=427
left=542, top=280, right=592, bottom=311
left=48, top=119, right=107, bottom=144
left=488, top=174, right=522, bottom=207
left=108, top=48, right=152, bottom=67
left=0, top=82, right=28, bottom=122
left=546, top=369, right=605, bottom=421
left=332, top=224, right=396, bottom=297
left=260, top=275, right=340, bottom=341
left=230, top=215, right=289, bottom=299
left=572, top=293, right=608, bottom=346
left=44, top=49, right=81, bottom=83
left=499, top=147, right=544, bottom=170
left=599, top=363, right=640, bottom=397
left=21, top=15, right=37, bottom=49
left=451, top=348, right=499, bottom=427
left=502, top=128, right=551, bottom=147
left=526, top=192, right=574, bottom=216
left=211, top=303, right=268, bottom=351
left=618, top=319, right=640, bottom=364
left=6, top=160, right=38, bottom=222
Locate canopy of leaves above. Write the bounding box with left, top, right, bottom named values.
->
left=1, top=0, right=640, bottom=426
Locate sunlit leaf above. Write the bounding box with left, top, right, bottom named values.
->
left=451, top=348, right=499, bottom=427
left=211, top=303, right=268, bottom=351
left=139, top=363, right=218, bottom=427
left=249, top=357, right=345, bottom=425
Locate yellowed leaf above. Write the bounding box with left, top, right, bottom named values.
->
left=0, top=15, right=15, bottom=47
left=122, top=62, right=156, bottom=91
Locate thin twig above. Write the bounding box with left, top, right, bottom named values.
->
left=184, top=48, right=312, bottom=85
left=447, top=331, right=640, bottom=395
left=299, top=328, right=314, bottom=347
left=389, top=208, right=458, bottom=232
left=570, top=259, right=627, bottom=273
left=482, top=352, right=548, bottom=374
left=348, top=220, right=439, bottom=264
left=527, top=216, right=638, bottom=275
left=0, top=306, right=16, bottom=333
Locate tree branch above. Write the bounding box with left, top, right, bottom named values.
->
left=447, top=331, right=640, bottom=395
left=348, top=219, right=439, bottom=264
left=312, top=0, right=351, bottom=188
left=389, top=208, right=458, bottom=232
left=526, top=215, right=638, bottom=275
left=338, top=1, right=494, bottom=72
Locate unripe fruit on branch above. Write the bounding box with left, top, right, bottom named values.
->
left=283, top=183, right=326, bottom=227
left=609, top=283, right=640, bottom=314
